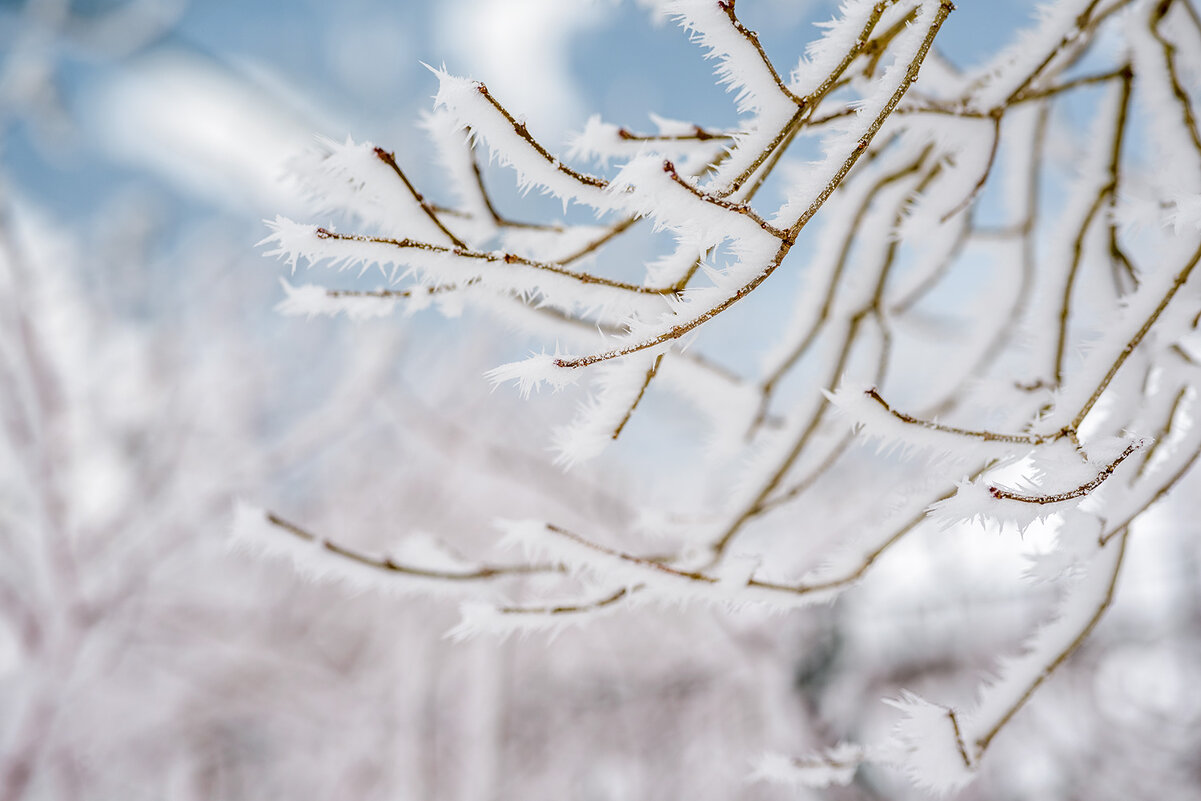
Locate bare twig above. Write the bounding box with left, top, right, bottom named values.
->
left=265, top=512, right=563, bottom=581
left=987, top=440, right=1141, bottom=504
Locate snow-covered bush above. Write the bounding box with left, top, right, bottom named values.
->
left=257, top=0, right=1201, bottom=795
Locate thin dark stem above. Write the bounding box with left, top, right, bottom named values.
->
left=464, top=132, right=565, bottom=232
left=373, top=147, right=469, bottom=249
left=616, top=125, right=735, bottom=142
left=473, top=82, right=608, bottom=189
left=864, top=387, right=1060, bottom=445
left=1003, top=0, right=1106, bottom=105
left=546, top=523, right=717, bottom=583
left=786, top=2, right=954, bottom=239
left=974, top=529, right=1129, bottom=754
left=1071, top=239, right=1201, bottom=431
left=1054, top=67, right=1132, bottom=385
left=662, top=160, right=790, bottom=241
left=717, top=0, right=804, bottom=107
left=497, top=587, right=630, bottom=616
left=1149, top=0, right=1201, bottom=155
left=265, top=512, right=561, bottom=581
left=559, top=216, right=640, bottom=266
left=987, top=441, right=1140, bottom=504
left=611, top=354, right=663, bottom=440
left=1132, top=385, right=1189, bottom=481
left=939, top=112, right=1002, bottom=223
left=312, top=228, right=678, bottom=297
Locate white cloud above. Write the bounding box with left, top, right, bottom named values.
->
left=433, top=0, right=617, bottom=143
left=87, top=52, right=325, bottom=214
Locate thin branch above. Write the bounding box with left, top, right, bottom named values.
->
left=558, top=216, right=640, bottom=266
left=265, top=512, right=562, bottom=581
left=473, top=82, right=609, bottom=189
left=323, top=284, right=460, bottom=300
left=919, top=103, right=1051, bottom=419
left=785, top=2, right=955, bottom=239
left=312, top=228, right=679, bottom=297
left=749, top=153, right=931, bottom=434
left=974, top=529, right=1129, bottom=754
left=496, top=587, right=630, bottom=616
left=1010, top=64, right=1132, bottom=104
left=948, top=707, right=975, bottom=770
left=716, top=106, right=806, bottom=200
left=546, top=523, right=717, bottom=583
left=552, top=238, right=792, bottom=369
left=858, top=5, right=920, bottom=79
left=717, top=0, right=805, bottom=107
left=939, top=111, right=1002, bottom=223
left=1053, top=68, right=1132, bottom=385
left=1132, top=385, right=1189, bottom=481
left=1102, top=401, right=1201, bottom=545
left=717, top=161, right=941, bottom=558
left=756, top=432, right=854, bottom=514
left=373, top=147, right=469, bottom=249
left=863, top=387, right=1061, bottom=445
left=746, top=501, right=934, bottom=596
left=1002, top=0, right=1107, bottom=105
left=888, top=213, right=970, bottom=315
left=1149, top=0, right=1201, bottom=156
left=1071, top=238, right=1201, bottom=431
left=1055, top=193, right=1112, bottom=385
left=611, top=354, right=663, bottom=440
left=987, top=440, right=1141, bottom=504
left=742, top=116, right=802, bottom=199
left=616, top=125, right=735, bottom=142
left=466, top=132, right=563, bottom=232
left=662, top=159, right=790, bottom=241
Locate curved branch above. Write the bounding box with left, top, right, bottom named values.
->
left=265, top=512, right=563, bottom=581
left=987, top=440, right=1141, bottom=504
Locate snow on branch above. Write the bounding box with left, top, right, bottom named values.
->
left=428, top=66, right=614, bottom=210
left=260, top=216, right=675, bottom=318
left=773, top=0, right=953, bottom=229
left=966, top=0, right=1111, bottom=112
left=654, top=0, right=802, bottom=116
left=229, top=504, right=560, bottom=598
left=568, top=113, right=732, bottom=168
left=825, top=382, right=1053, bottom=469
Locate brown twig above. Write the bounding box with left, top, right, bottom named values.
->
left=265, top=512, right=562, bottom=581
left=864, top=387, right=1061, bottom=446
left=373, top=147, right=469, bottom=249
left=312, top=227, right=679, bottom=297
left=973, top=529, right=1129, bottom=753
left=987, top=440, right=1141, bottom=504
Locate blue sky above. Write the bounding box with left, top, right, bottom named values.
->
left=3, top=0, right=1038, bottom=231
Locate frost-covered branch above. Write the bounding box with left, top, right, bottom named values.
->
left=253, top=0, right=1201, bottom=795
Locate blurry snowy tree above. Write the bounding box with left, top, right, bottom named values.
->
left=250, top=0, right=1201, bottom=795
left=0, top=3, right=664, bottom=800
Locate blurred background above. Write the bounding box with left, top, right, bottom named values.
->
left=3, top=0, right=1199, bottom=799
